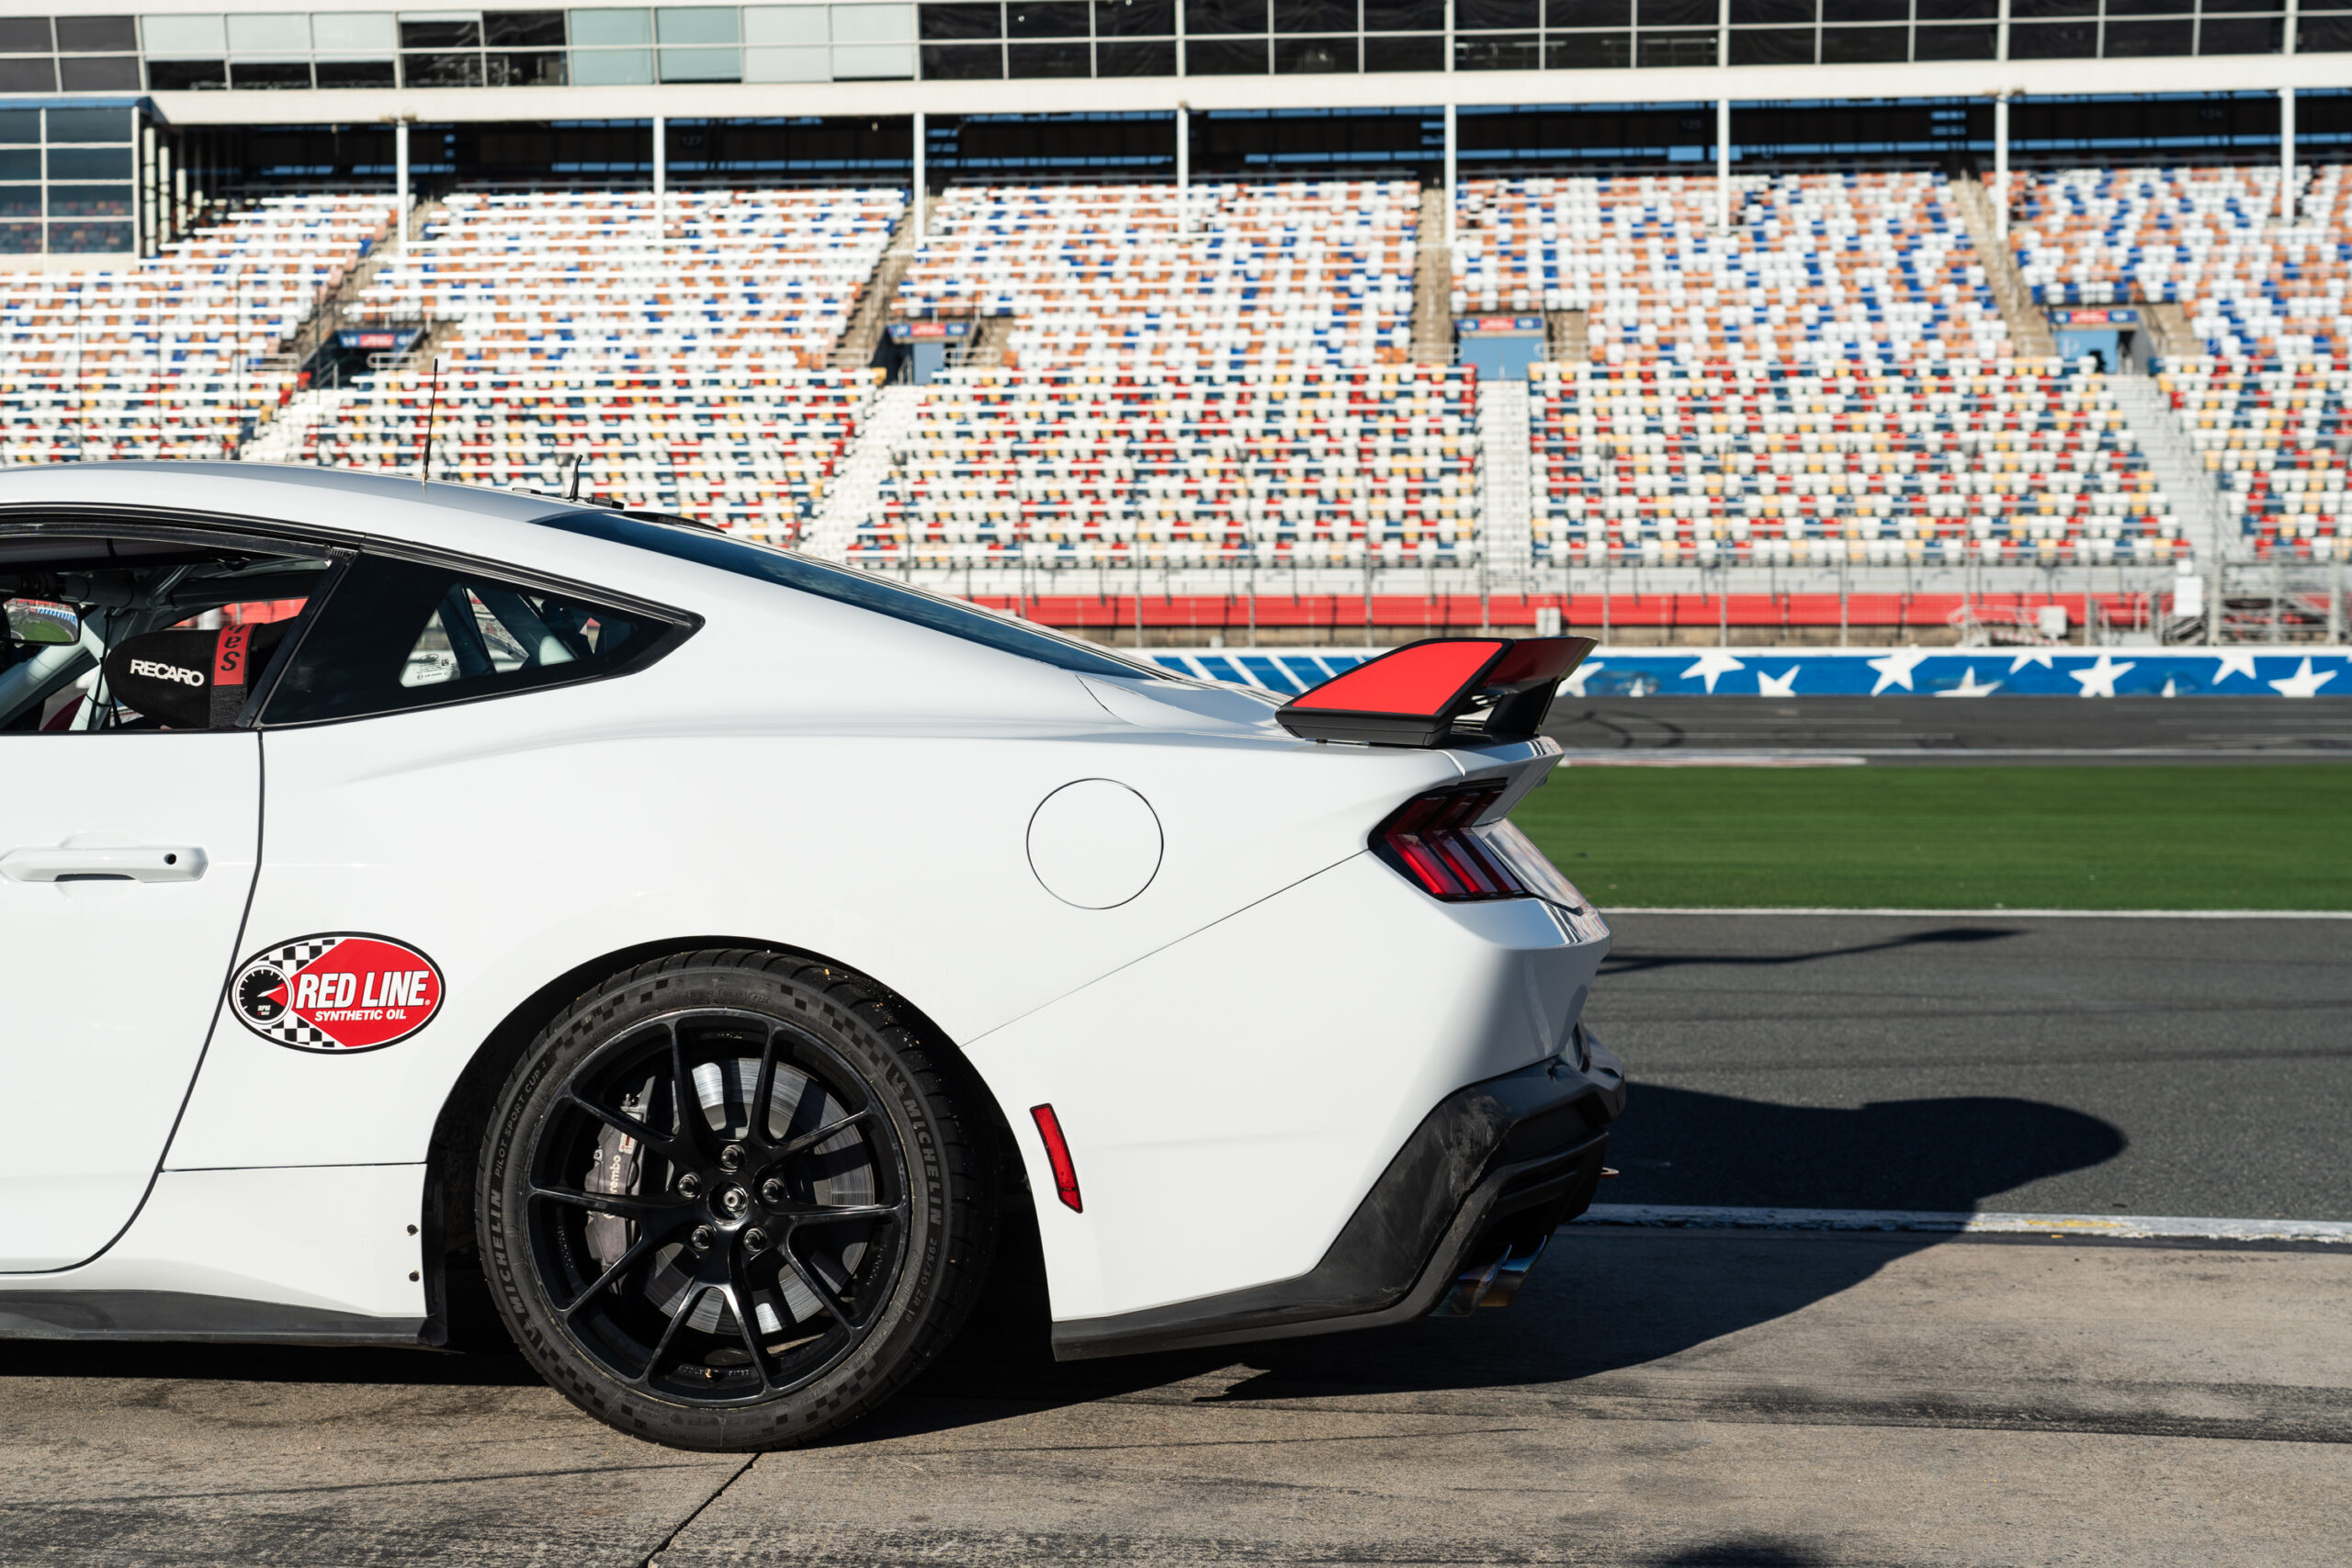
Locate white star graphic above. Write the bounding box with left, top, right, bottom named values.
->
left=1866, top=649, right=1933, bottom=694
left=2212, top=650, right=2261, bottom=683
left=2268, top=657, right=2339, bottom=698
left=1679, top=650, right=1747, bottom=694
left=2069, top=654, right=2138, bottom=698
left=2007, top=649, right=2057, bottom=672
left=1756, top=665, right=1801, bottom=696
left=1560, top=659, right=1605, bottom=697
left=1934, top=666, right=2002, bottom=697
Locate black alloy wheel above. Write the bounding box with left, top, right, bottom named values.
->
left=481, top=950, right=1001, bottom=1450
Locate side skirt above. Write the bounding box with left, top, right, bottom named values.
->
left=0, top=1290, right=435, bottom=1348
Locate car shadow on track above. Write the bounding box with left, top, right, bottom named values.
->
left=1596, top=923, right=2021, bottom=976
left=882, top=1085, right=2126, bottom=1437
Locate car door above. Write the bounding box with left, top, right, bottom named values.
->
left=0, top=525, right=332, bottom=1270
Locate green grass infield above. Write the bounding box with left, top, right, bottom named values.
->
left=1508, top=762, right=2352, bottom=911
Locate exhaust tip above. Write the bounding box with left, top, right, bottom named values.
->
left=1430, top=1234, right=1550, bottom=1317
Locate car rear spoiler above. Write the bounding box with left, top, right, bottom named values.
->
left=1273, top=636, right=1597, bottom=748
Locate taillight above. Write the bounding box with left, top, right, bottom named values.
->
left=1372, top=784, right=1530, bottom=902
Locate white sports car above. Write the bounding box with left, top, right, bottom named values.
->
left=0, top=464, right=1624, bottom=1450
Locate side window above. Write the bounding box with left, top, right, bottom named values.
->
left=261, top=553, right=677, bottom=725
left=2, top=534, right=334, bottom=733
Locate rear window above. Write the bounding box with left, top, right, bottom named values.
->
left=535, top=510, right=1159, bottom=681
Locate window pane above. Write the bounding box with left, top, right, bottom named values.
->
left=1914, top=0, right=1990, bottom=17
left=2197, top=15, right=2279, bottom=49
left=1095, top=35, right=1174, bottom=65
left=1363, top=30, right=1442, bottom=64
left=1731, top=0, right=1810, bottom=19
left=2012, top=0, right=2094, bottom=16
left=1186, top=33, right=1268, bottom=66
left=0, top=59, right=57, bottom=92
left=2299, top=14, right=2352, bottom=51
left=570, top=7, right=653, bottom=44
left=1277, top=32, right=1356, bottom=64
left=1095, top=0, right=1174, bottom=33
left=58, top=55, right=140, bottom=88
left=1186, top=0, right=1267, bottom=33
left=832, top=3, right=914, bottom=39
left=1911, top=19, right=1992, bottom=53
left=1635, top=26, right=1715, bottom=61
left=0, top=181, right=38, bottom=212
left=146, top=59, right=227, bottom=87
left=1548, top=0, right=1627, bottom=21
left=746, top=6, right=831, bottom=41
left=1008, top=37, right=1089, bottom=65
left=48, top=107, right=130, bottom=142
left=1730, top=24, right=1814, bottom=59
left=831, top=38, right=912, bottom=68
left=1454, top=29, right=1538, bottom=63
left=1821, top=0, right=1902, bottom=19
left=402, top=50, right=486, bottom=82
left=486, top=9, right=570, bottom=44
left=314, top=13, right=401, bottom=51
left=55, top=15, right=138, bottom=51
left=266, top=555, right=679, bottom=726
left=2008, top=17, right=2097, bottom=51
left=744, top=39, right=830, bottom=72
left=0, top=220, right=39, bottom=253
left=659, top=42, right=741, bottom=73
left=1274, top=0, right=1357, bottom=28
left=141, top=14, right=223, bottom=52
left=1544, top=26, right=1628, bottom=59
left=1636, top=0, right=1713, bottom=23
left=49, top=220, right=134, bottom=253
left=0, top=17, right=51, bottom=51
left=2104, top=17, right=2191, bottom=51
left=0, top=110, right=36, bottom=142
left=229, top=57, right=314, bottom=85
left=226, top=12, right=310, bottom=51
left=487, top=46, right=569, bottom=77
left=400, top=16, right=482, bottom=45
left=570, top=41, right=655, bottom=75
left=49, top=183, right=132, bottom=217
left=921, top=39, right=1002, bottom=68
left=317, top=57, right=400, bottom=84
left=1363, top=0, right=1442, bottom=23
left=2199, top=0, right=2273, bottom=13
left=2118, top=0, right=2192, bottom=14
left=0, top=151, right=34, bottom=181
left=49, top=146, right=130, bottom=178
left=922, top=2, right=1001, bottom=35
left=1458, top=0, right=1537, bottom=22
left=657, top=6, right=739, bottom=41
left=1009, top=0, right=1091, bottom=34
left=1819, top=22, right=1903, bottom=55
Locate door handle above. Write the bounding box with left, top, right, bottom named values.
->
left=0, top=846, right=208, bottom=884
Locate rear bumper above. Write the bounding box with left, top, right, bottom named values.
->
left=1050, top=1036, right=1626, bottom=1360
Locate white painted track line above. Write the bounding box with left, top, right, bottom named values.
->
left=1575, top=1203, right=2352, bottom=1244
left=1604, top=907, right=2352, bottom=919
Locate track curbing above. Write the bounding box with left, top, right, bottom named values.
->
left=1575, top=1203, right=2352, bottom=1244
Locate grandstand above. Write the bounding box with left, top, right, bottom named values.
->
left=1, top=53, right=2347, bottom=646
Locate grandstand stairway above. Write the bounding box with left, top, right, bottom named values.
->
left=805, top=379, right=921, bottom=560
left=1478, top=378, right=1532, bottom=582
left=2114, top=371, right=2232, bottom=561
left=1412, top=186, right=1450, bottom=366
left=831, top=207, right=918, bottom=371
left=1951, top=175, right=2056, bottom=357
left=1545, top=310, right=1588, bottom=365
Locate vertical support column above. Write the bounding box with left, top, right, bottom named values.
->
left=138, top=119, right=155, bottom=256
left=1715, top=98, right=1730, bottom=231
left=1442, top=102, right=1457, bottom=250
left=1994, top=93, right=2009, bottom=243
left=2280, top=88, right=2297, bottom=225
left=651, top=114, right=666, bottom=243
left=394, top=120, right=411, bottom=250
left=1174, top=105, right=1187, bottom=205
left=912, top=110, right=927, bottom=237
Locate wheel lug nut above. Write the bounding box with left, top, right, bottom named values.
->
left=719, top=1144, right=745, bottom=1171
left=759, top=1179, right=785, bottom=1205
left=743, top=1228, right=769, bottom=1253
left=677, top=1173, right=703, bottom=1199
left=690, top=1225, right=716, bottom=1251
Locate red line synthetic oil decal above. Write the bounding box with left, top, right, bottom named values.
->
left=230, top=933, right=445, bottom=1053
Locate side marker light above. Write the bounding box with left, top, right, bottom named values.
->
left=1030, top=1103, right=1082, bottom=1213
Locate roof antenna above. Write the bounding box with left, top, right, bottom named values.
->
left=566, top=442, right=586, bottom=501
left=418, top=356, right=442, bottom=491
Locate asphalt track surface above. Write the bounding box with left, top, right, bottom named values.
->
left=3, top=915, right=2346, bottom=1565
left=1542, top=694, right=2352, bottom=761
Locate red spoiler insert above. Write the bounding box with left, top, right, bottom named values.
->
left=1274, top=635, right=1597, bottom=747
